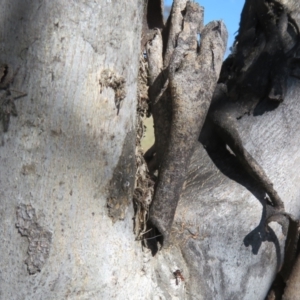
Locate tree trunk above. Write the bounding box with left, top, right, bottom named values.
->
left=0, top=1, right=146, bottom=299
left=143, top=0, right=300, bottom=299
left=1, top=0, right=300, bottom=299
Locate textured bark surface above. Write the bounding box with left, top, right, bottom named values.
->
left=150, top=17, right=228, bottom=244
left=146, top=0, right=300, bottom=299
left=0, top=1, right=148, bottom=299
left=145, top=77, right=300, bottom=300
left=174, top=77, right=300, bottom=299
left=1, top=0, right=300, bottom=299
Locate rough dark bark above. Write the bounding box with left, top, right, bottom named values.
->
left=145, top=0, right=228, bottom=244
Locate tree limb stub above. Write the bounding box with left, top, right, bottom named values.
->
left=148, top=1, right=228, bottom=245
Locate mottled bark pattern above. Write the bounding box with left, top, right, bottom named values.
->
left=99, top=69, right=126, bottom=115
left=0, top=0, right=144, bottom=298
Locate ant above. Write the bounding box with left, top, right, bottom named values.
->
left=173, top=269, right=184, bottom=285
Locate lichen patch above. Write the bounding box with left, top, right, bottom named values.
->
left=16, top=204, right=52, bottom=275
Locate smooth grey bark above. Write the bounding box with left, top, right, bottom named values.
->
left=0, top=1, right=151, bottom=299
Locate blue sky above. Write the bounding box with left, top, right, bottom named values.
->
left=164, top=0, right=245, bottom=55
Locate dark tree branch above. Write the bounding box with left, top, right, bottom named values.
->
left=148, top=1, right=227, bottom=245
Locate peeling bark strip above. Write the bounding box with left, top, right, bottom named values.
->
left=99, top=69, right=126, bottom=115
left=147, top=1, right=228, bottom=244
left=16, top=204, right=52, bottom=275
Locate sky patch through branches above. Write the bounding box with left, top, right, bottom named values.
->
left=164, top=0, right=245, bottom=56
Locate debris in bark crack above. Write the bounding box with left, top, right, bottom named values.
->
left=207, top=0, right=300, bottom=238
left=133, top=53, right=155, bottom=241
left=99, top=69, right=126, bottom=115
